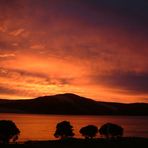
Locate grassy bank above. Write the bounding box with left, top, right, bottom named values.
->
left=0, top=137, right=148, bottom=148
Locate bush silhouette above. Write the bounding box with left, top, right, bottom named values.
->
left=54, top=121, right=74, bottom=139
left=80, top=125, right=98, bottom=139
left=99, top=122, right=123, bottom=139
left=0, top=120, right=20, bottom=144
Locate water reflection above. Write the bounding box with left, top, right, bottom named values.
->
left=0, top=113, right=148, bottom=141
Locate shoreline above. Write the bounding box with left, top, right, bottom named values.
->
left=1, top=137, right=148, bottom=147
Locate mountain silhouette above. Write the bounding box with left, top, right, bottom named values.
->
left=0, top=93, right=148, bottom=115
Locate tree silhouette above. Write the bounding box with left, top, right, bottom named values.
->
left=0, top=120, right=20, bottom=144
left=54, top=121, right=74, bottom=139
left=79, top=125, right=98, bottom=139
left=99, top=122, right=123, bottom=139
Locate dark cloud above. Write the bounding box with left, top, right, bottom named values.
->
left=0, top=86, right=17, bottom=95
left=93, top=71, right=148, bottom=94
left=0, top=67, right=73, bottom=86
left=0, top=85, right=40, bottom=99
left=0, top=41, right=14, bottom=50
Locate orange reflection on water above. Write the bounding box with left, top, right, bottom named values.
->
left=0, top=113, right=148, bottom=141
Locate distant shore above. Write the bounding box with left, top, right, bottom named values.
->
left=1, top=93, right=148, bottom=115
left=1, top=137, right=148, bottom=147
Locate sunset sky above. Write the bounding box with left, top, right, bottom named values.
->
left=0, top=0, right=148, bottom=103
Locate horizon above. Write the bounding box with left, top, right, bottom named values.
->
left=0, top=0, right=148, bottom=103
left=0, top=93, right=147, bottom=104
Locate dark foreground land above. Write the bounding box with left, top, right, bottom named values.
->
left=1, top=137, right=148, bottom=148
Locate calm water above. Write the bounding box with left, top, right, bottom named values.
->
left=0, top=113, right=148, bottom=141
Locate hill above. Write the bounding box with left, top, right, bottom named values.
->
left=0, top=93, right=148, bottom=115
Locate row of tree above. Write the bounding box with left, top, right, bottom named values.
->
left=0, top=120, right=124, bottom=144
